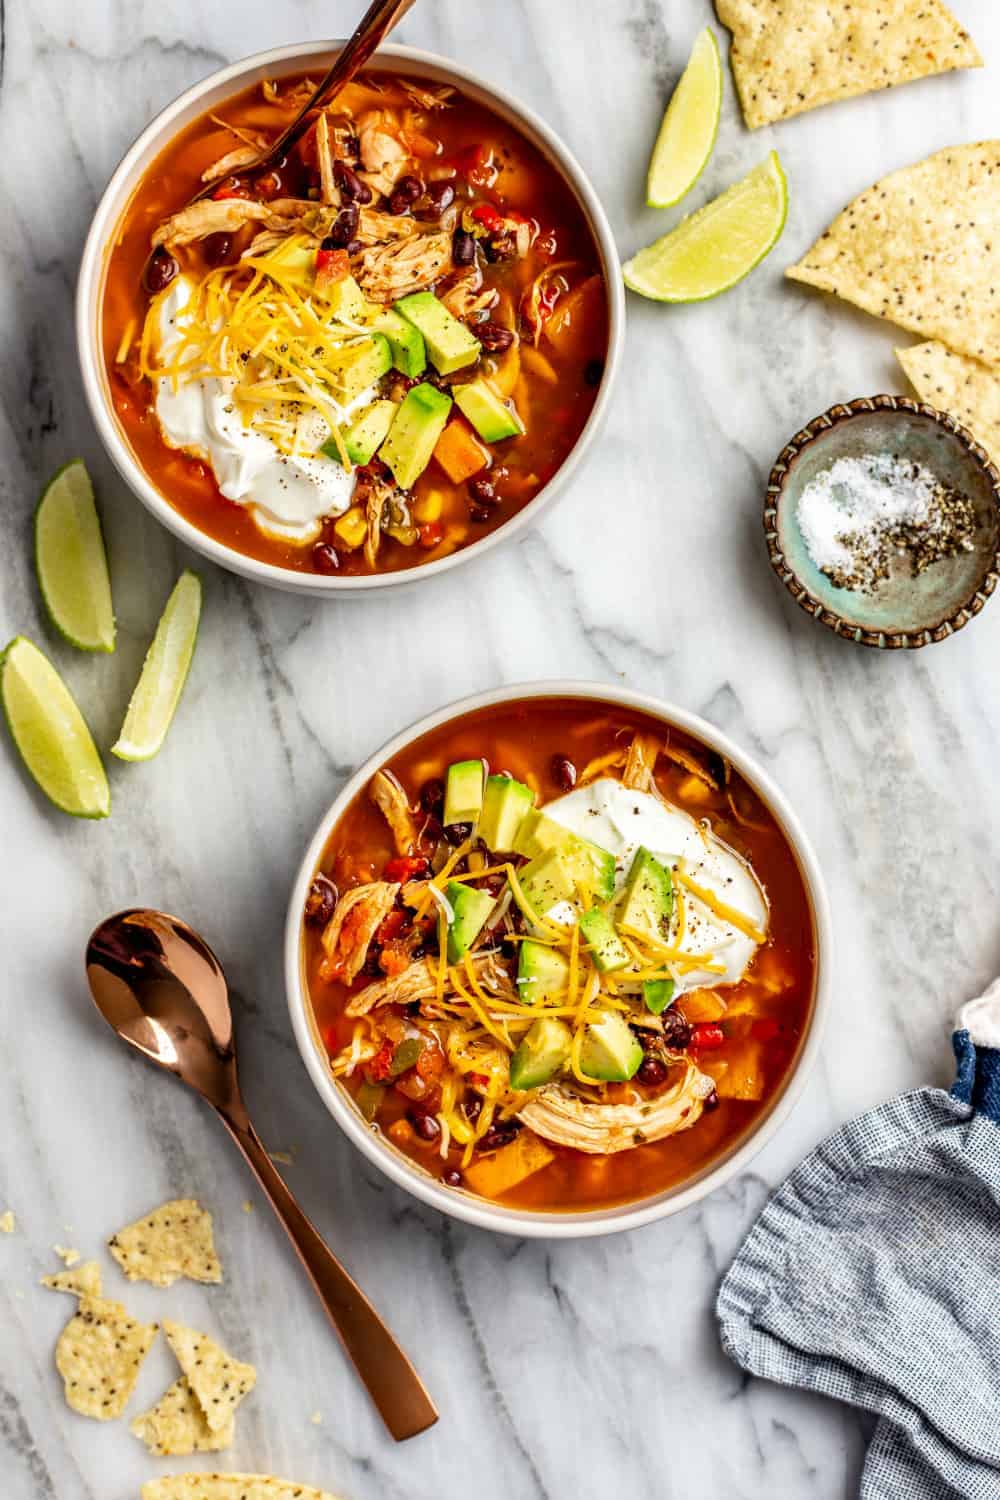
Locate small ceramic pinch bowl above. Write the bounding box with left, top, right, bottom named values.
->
left=763, top=396, right=1000, bottom=649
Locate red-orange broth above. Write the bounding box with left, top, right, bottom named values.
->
left=303, top=699, right=816, bottom=1212
left=102, top=69, right=609, bottom=576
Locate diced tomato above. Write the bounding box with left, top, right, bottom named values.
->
left=751, top=1018, right=781, bottom=1043
left=383, top=855, right=429, bottom=883
left=375, top=908, right=409, bottom=943
left=379, top=942, right=411, bottom=977
left=470, top=202, right=503, bottom=232
left=419, top=521, right=444, bottom=549
left=367, top=1038, right=396, bottom=1083
left=315, top=246, right=350, bottom=290
left=210, top=178, right=252, bottom=201
left=690, top=1023, right=726, bottom=1051
left=469, top=1071, right=489, bottom=1087
left=450, top=142, right=487, bottom=175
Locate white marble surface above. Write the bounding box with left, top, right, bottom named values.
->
left=2, top=2, right=998, bottom=1496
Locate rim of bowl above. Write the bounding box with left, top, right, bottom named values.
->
left=283, top=680, right=834, bottom=1239
left=76, top=42, right=625, bottom=597
left=763, top=394, right=1000, bottom=650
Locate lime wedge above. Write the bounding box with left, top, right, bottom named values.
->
left=35, top=460, right=115, bottom=653
left=646, top=28, right=722, bottom=209
left=624, top=151, right=788, bottom=303
left=112, top=571, right=202, bottom=762
left=1, top=637, right=110, bottom=817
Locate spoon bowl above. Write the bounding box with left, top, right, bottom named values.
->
left=85, top=907, right=438, bottom=1441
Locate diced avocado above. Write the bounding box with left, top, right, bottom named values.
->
left=443, top=759, right=484, bottom=826
left=372, top=308, right=427, bottom=378
left=512, top=809, right=574, bottom=860
left=455, top=378, right=525, bottom=442
left=517, top=940, right=570, bottom=1005
left=325, top=273, right=368, bottom=322
left=617, top=847, right=674, bottom=944
left=517, top=847, right=578, bottom=917
left=478, top=775, right=534, bottom=852
left=395, top=291, right=481, bottom=375
left=578, top=908, right=630, bottom=973
left=257, top=238, right=315, bottom=293
left=444, top=881, right=496, bottom=963
left=509, top=1017, right=572, bottom=1091
left=323, top=399, right=396, bottom=467
left=380, top=381, right=453, bottom=490
left=642, top=978, right=675, bottom=1015
left=568, top=837, right=616, bottom=904
left=579, top=1012, right=643, bottom=1083
left=334, top=333, right=393, bottom=405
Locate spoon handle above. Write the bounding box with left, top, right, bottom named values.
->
left=221, top=1111, right=438, bottom=1440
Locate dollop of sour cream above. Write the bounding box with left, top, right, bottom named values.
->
left=542, top=777, right=769, bottom=994
left=153, top=277, right=358, bottom=543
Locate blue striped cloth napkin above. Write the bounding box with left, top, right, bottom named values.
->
left=716, top=981, right=1000, bottom=1499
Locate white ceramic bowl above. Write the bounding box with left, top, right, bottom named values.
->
left=76, top=42, right=624, bottom=596
left=285, top=682, right=833, bottom=1238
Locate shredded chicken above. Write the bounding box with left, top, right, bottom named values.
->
left=518, top=1063, right=715, bottom=1154
left=201, top=143, right=264, bottom=184
left=369, top=769, right=417, bottom=855
left=355, top=209, right=419, bottom=248
left=355, top=230, right=452, bottom=303
left=152, top=198, right=290, bottom=249
left=439, top=267, right=498, bottom=320
left=622, top=733, right=661, bottom=793
left=315, top=114, right=339, bottom=206
left=346, top=952, right=517, bottom=1017
left=358, top=112, right=412, bottom=197
left=399, top=80, right=454, bottom=111
left=400, top=878, right=430, bottom=908
left=321, top=881, right=399, bottom=985
left=261, top=76, right=318, bottom=110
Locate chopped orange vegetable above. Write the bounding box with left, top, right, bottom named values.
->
left=714, top=1040, right=766, bottom=1101
left=462, top=1130, right=555, bottom=1198
left=388, top=1118, right=416, bottom=1146
left=433, top=418, right=489, bottom=483
left=678, top=989, right=727, bottom=1023
left=543, top=273, right=606, bottom=363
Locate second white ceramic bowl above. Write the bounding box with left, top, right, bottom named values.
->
left=284, top=681, right=832, bottom=1238
left=76, top=42, right=625, bottom=596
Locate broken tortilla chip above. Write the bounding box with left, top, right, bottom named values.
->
left=163, top=1319, right=257, bottom=1434
left=131, top=1376, right=235, bottom=1457
left=716, top=0, right=981, bottom=130
left=787, top=142, right=1000, bottom=364
left=897, top=341, right=1000, bottom=466
left=55, top=1295, right=158, bottom=1420
left=41, top=1261, right=102, bottom=1298
left=109, top=1198, right=222, bottom=1288
left=141, top=1477, right=345, bottom=1500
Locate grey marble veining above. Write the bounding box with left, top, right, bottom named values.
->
left=1, top=2, right=997, bottom=1496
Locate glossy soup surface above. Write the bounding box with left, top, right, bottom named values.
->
left=102, top=68, right=609, bottom=576
left=304, top=699, right=816, bottom=1212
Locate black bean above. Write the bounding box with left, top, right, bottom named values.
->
left=304, top=874, right=338, bottom=926
left=394, top=174, right=423, bottom=203
left=425, top=180, right=455, bottom=214
left=584, top=359, right=605, bottom=387
left=409, top=1110, right=441, bottom=1142
left=444, top=820, right=472, bottom=845
left=443, top=1168, right=464, bottom=1187
left=420, top=777, right=445, bottom=815
left=202, top=232, right=234, bottom=267
left=468, top=477, right=497, bottom=506
left=143, top=247, right=178, bottom=294
left=452, top=227, right=476, bottom=266
left=311, top=542, right=340, bottom=574
left=661, top=1009, right=693, bottom=1050
left=324, top=202, right=359, bottom=248
left=478, top=1119, right=522, bottom=1152
left=477, top=321, right=515, bottom=353
left=703, top=1089, right=720, bottom=1112
left=637, top=1056, right=667, bottom=1087
left=465, top=1096, right=482, bottom=1123
left=334, top=159, right=371, bottom=203
left=551, top=755, right=577, bottom=791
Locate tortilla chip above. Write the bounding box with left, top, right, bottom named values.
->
left=717, top=0, right=981, bottom=129
left=131, top=1377, right=235, bottom=1457
left=0, top=1210, right=16, bottom=1233
left=162, top=1320, right=256, bottom=1434
left=787, top=142, right=1000, bottom=364
left=41, top=1261, right=103, bottom=1298
left=897, top=341, right=1000, bottom=465
left=53, top=1244, right=80, bottom=1267
left=109, top=1198, right=222, bottom=1288
left=55, top=1295, right=158, bottom=1420
left=142, top=1477, right=344, bottom=1500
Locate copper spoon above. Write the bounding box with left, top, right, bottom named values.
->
left=85, top=907, right=438, bottom=1442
